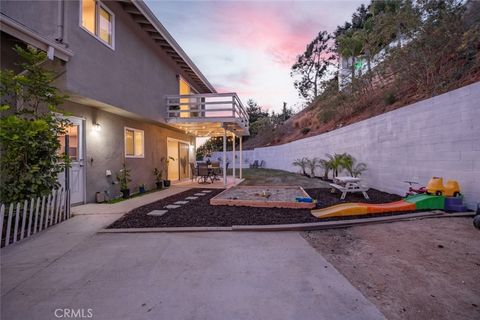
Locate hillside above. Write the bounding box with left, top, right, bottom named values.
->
left=243, top=0, right=480, bottom=150
left=243, top=73, right=480, bottom=150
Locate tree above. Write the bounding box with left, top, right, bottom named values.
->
left=354, top=17, right=381, bottom=74
left=371, top=0, right=420, bottom=49
left=0, top=46, right=70, bottom=203
left=341, top=154, right=367, bottom=177
left=196, top=137, right=229, bottom=160
left=249, top=117, right=274, bottom=137
left=351, top=4, right=371, bottom=30
left=306, top=157, right=320, bottom=178
left=245, top=99, right=268, bottom=123
left=325, top=153, right=346, bottom=178
left=292, top=158, right=309, bottom=176
left=384, top=0, right=472, bottom=95
left=271, top=102, right=294, bottom=127
left=318, top=159, right=332, bottom=180
left=291, top=31, right=335, bottom=100
left=336, top=30, right=363, bottom=83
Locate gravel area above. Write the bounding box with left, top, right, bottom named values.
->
left=107, top=187, right=405, bottom=228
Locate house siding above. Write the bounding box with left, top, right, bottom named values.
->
left=1, top=0, right=206, bottom=121
left=1, top=0, right=207, bottom=203
left=63, top=101, right=194, bottom=203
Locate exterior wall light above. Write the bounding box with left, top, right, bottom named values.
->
left=93, top=122, right=101, bottom=132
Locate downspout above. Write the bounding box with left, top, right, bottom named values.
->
left=56, top=0, right=65, bottom=44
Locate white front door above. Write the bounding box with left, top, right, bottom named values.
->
left=58, top=117, right=86, bottom=205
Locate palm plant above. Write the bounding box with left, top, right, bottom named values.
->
left=340, top=153, right=368, bottom=177
left=318, top=159, right=332, bottom=180
left=292, top=157, right=309, bottom=176
left=351, top=162, right=367, bottom=177
left=325, top=153, right=346, bottom=178
left=336, top=30, right=363, bottom=82
left=306, top=157, right=320, bottom=178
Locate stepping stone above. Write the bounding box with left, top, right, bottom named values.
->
left=147, top=210, right=168, bottom=217
left=194, top=193, right=207, bottom=196
left=174, top=201, right=189, bottom=205
left=185, top=196, right=198, bottom=200
left=164, top=204, right=180, bottom=209
left=202, top=190, right=213, bottom=193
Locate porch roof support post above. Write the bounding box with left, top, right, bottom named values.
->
left=223, top=127, right=227, bottom=187
left=239, top=135, right=242, bottom=180
left=232, top=132, right=236, bottom=184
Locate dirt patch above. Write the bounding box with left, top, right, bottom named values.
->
left=210, top=186, right=315, bottom=209
left=238, top=168, right=330, bottom=188
left=302, top=218, right=480, bottom=320
left=107, top=188, right=407, bottom=228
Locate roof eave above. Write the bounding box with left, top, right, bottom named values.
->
left=127, top=0, right=216, bottom=94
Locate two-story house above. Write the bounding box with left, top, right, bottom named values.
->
left=1, top=0, right=249, bottom=204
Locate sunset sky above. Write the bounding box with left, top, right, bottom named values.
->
left=146, top=0, right=365, bottom=113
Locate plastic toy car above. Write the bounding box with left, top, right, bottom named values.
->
left=426, top=177, right=461, bottom=197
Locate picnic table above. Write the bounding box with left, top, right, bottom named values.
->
left=329, top=176, right=370, bottom=200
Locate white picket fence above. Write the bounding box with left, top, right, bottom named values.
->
left=0, top=188, right=70, bottom=248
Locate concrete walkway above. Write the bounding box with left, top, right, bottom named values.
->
left=72, top=186, right=191, bottom=215
left=173, top=177, right=244, bottom=189
left=1, top=216, right=384, bottom=320
left=1, top=213, right=123, bottom=296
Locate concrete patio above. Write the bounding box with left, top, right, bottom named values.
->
left=1, top=213, right=384, bottom=320
left=172, top=177, right=244, bottom=189
left=71, top=186, right=191, bottom=215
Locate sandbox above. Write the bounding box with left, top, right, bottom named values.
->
left=210, top=186, right=315, bottom=209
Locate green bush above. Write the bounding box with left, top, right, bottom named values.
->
left=0, top=46, right=69, bottom=203
left=317, top=107, right=336, bottom=124
left=116, top=163, right=131, bottom=190
left=301, top=127, right=311, bottom=134
left=383, top=91, right=396, bottom=105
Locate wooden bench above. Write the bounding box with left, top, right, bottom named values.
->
left=329, top=182, right=370, bottom=200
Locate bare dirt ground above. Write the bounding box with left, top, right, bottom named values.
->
left=302, top=217, right=480, bottom=320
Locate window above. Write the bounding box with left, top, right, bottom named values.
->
left=81, top=0, right=95, bottom=33
left=80, top=0, right=114, bottom=48
left=124, top=127, right=144, bottom=158
left=58, top=125, right=80, bottom=161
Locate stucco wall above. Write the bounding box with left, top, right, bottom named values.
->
left=63, top=101, right=194, bottom=203
left=234, top=82, right=480, bottom=209
left=0, top=0, right=206, bottom=122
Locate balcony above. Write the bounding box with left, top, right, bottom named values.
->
left=166, top=93, right=249, bottom=137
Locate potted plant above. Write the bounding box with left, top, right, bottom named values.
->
left=116, top=163, right=132, bottom=199
left=162, top=156, right=175, bottom=187
left=139, top=183, right=146, bottom=194
left=153, top=167, right=164, bottom=189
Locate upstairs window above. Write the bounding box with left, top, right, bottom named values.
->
left=80, top=0, right=114, bottom=48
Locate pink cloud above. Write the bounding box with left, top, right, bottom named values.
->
left=146, top=0, right=365, bottom=113
left=210, top=2, right=321, bottom=66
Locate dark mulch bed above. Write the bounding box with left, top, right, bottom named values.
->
left=107, top=188, right=414, bottom=229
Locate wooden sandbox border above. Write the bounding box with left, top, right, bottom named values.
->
left=209, top=185, right=316, bottom=209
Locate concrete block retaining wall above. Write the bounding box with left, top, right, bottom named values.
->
left=218, top=82, right=480, bottom=209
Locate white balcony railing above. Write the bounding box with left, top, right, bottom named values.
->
left=166, top=93, right=249, bottom=131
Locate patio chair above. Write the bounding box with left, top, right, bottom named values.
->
left=211, top=161, right=221, bottom=180
left=259, top=160, right=265, bottom=168
left=197, top=163, right=213, bottom=184
left=250, top=160, right=259, bottom=168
